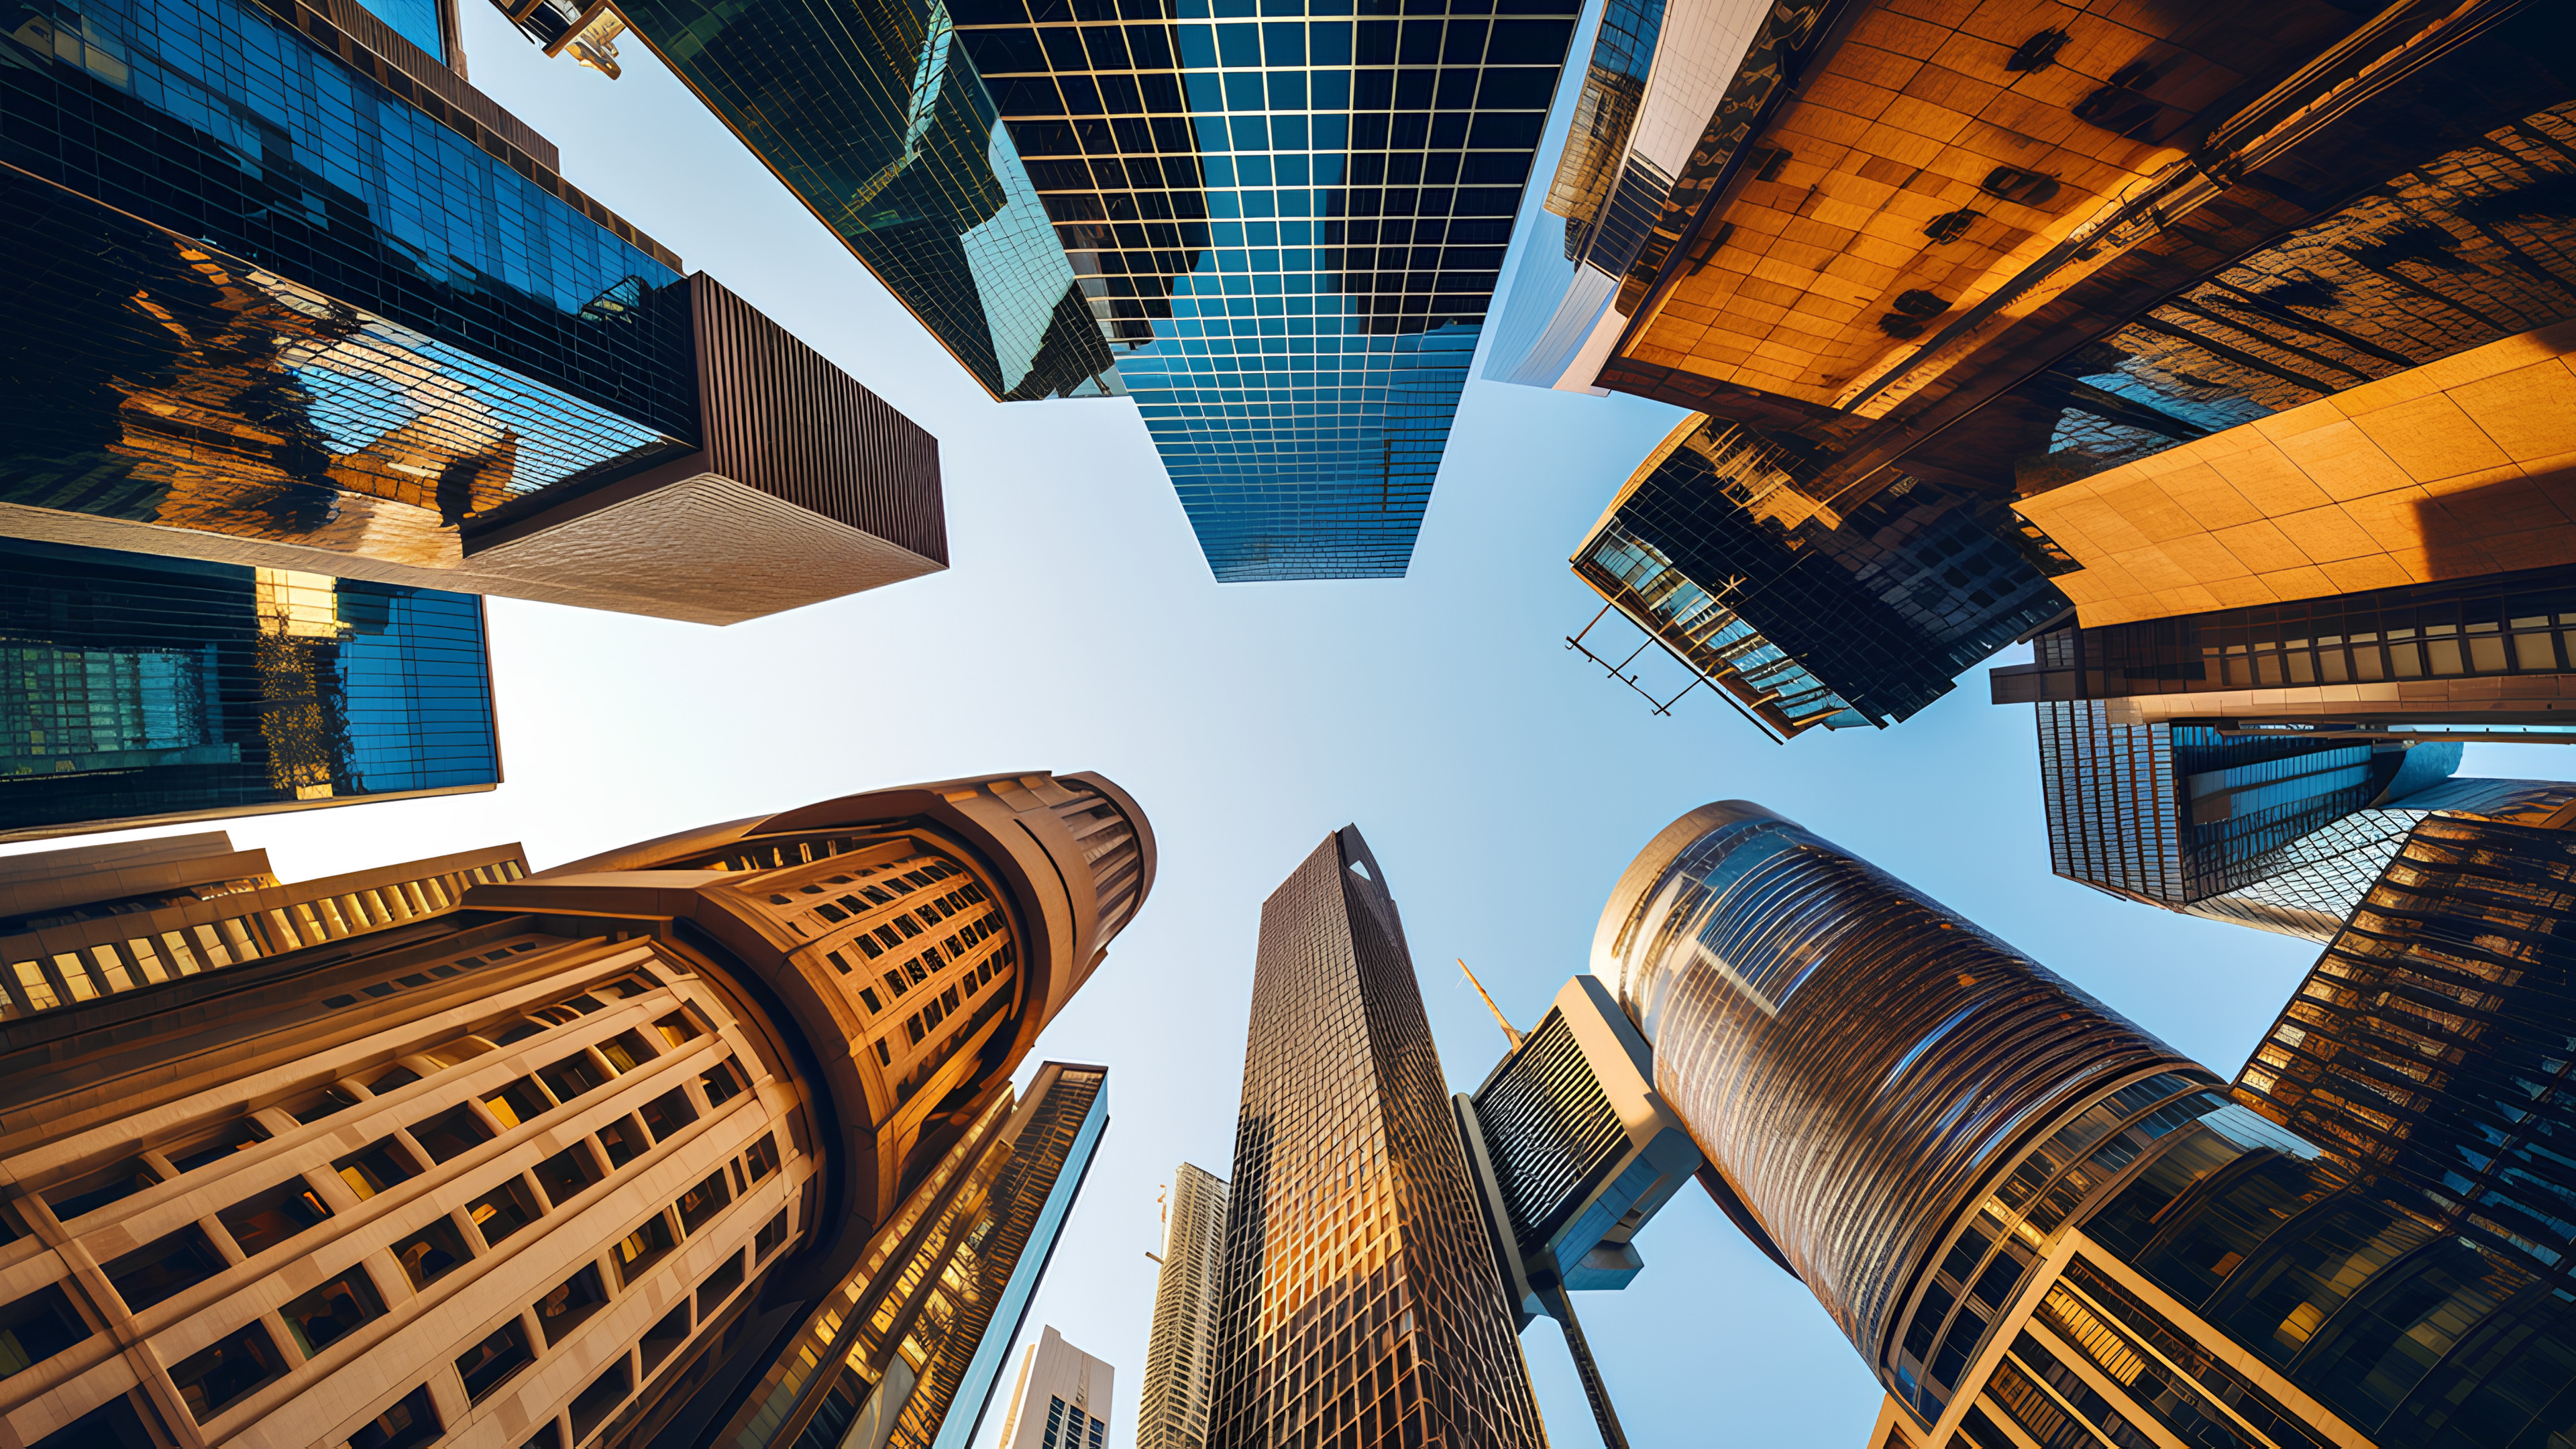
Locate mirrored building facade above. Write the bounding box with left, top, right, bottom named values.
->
left=1, top=0, right=945, bottom=625
left=1, top=538, right=500, bottom=841
left=517, top=0, right=1578, bottom=580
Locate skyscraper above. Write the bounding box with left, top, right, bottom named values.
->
left=996, top=1325, right=1114, bottom=1449
left=2033, top=708, right=2576, bottom=940
left=1, top=0, right=945, bottom=625
left=3, top=540, right=500, bottom=841
left=495, top=0, right=1580, bottom=580
left=1139, top=1163, right=1228, bottom=1449
left=1207, top=827, right=1544, bottom=1449
left=0, top=769, right=1148, bottom=1449
left=1601, top=798, right=2576, bottom=1448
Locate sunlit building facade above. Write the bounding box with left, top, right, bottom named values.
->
left=1206, top=827, right=1545, bottom=1449
left=1, top=0, right=945, bottom=625
left=1138, top=1163, right=1226, bottom=1449
left=995, top=1324, right=1114, bottom=1449
left=2, top=540, right=500, bottom=842
left=505, top=0, right=1578, bottom=580
left=0, top=770, right=1149, bottom=1449
left=1601, top=798, right=2576, bottom=1449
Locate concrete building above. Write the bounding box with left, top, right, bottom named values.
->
left=1136, top=1165, right=1224, bottom=1449
left=1205, top=828, right=1545, bottom=1449
left=0, top=769, right=1150, bottom=1449
left=994, top=1326, right=1112, bottom=1449
left=1, top=0, right=944, bottom=626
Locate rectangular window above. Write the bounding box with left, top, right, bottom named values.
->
left=455, top=1320, right=535, bottom=1402
left=533, top=1144, right=604, bottom=1207
left=568, top=1356, right=632, bottom=1439
left=390, top=1218, right=472, bottom=1290
left=408, top=1105, right=494, bottom=1165
left=852, top=935, right=885, bottom=959
left=538, top=1051, right=608, bottom=1102
left=882, top=969, right=909, bottom=998
left=859, top=986, right=883, bottom=1012
left=875, top=1038, right=894, bottom=1066
left=611, top=1212, right=680, bottom=1287
left=535, top=1264, right=610, bottom=1345
left=640, top=1087, right=698, bottom=1142
left=941, top=986, right=961, bottom=1013
left=333, top=1140, right=421, bottom=1200
left=746, top=1132, right=780, bottom=1181
left=597, top=1030, right=656, bottom=1073
left=168, top=1324, right=284, bottom=1422
left=698, top=1250, right=746, bottom=1318
left=45, top=1159, right=160, bottom=1222
left=166, top=1120, right=270, bottom=1174
left=281, top=1267, right=386, bottom=1358
left=652, top=1012, right=701, bottom=1049
left=906, top=1015, right=926, bottom=1044
left=0, top=1283, right=92, bottom=1379
left=755, top=1209, right=790, bottom=1261
left=678, top=1170, right=732, bottom=1236
left=481, top=1078, right=555, bottom=1130
left=598, top=1118, right=653, bottom=1170
left=469, top=1177, right=543, bottom=1246
left=639, top=1303, right=690, bottom=1375
left=701, top=1059, right=747, bottom=1106
left=219, top=1180, right=332, bottom=1258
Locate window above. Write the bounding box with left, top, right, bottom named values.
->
left=392, top=1218, right=473, bottom=1290
left=597, top=1030, right=656, bottom=1074
left=745, top=1134, right=780, bottom=1183
left=639, top=1303, right=690, bottom=1375
left=906, top=1014, right=926, bottom=1044
left=482, top=1077, right=555, bottom=1129
left=366, top=1067, right=421, bottom=1095
left=881, top=969, right=908, bottom=998
left=166, top=1120, right=270, bottom=1173
left=45, top=1159, right=160, bottom=1222
left=700, top=1059, right=747, bottom=1106
left=941, top=986, right=960, bottom=1014
left=333, top=1140, right=421, bottom=1200
left=105, top=1227, right=227, bottom=1312
left=612, top=1214, right=680, bottom=1287
left=538, top=1051, right=608, bottom=1103
left=456, top=1320, right=535, bottom=1402
left=697, top=1250, right=745, bottom=1318
left=875, top=1040, right=893, bottom=1065
left=677, top=1171, right=732, bottom=1235
left=470, top=1178, right=543, bottom=1246
left=489, top=1018, right=549, bottom=1046
left=639, top=1087, right=698, bottom=1142
left=290, top=1086, right=364, bottom=1124
left=168, top=1324, right=284, bottom=1421
left=755, top=1210, right=790, bottom=1262
left=598, top=1117, right=653, bottom=1170
left=345, top=1384, right=441, bottom=1449
left=858, top=987, right=883, bottom=1012
left=0, top=1284, right=91, bottom=1379
left=569, top=1357, right=632, bottom=1440
left=534, top=1264, right=609, bottom=1345
left=282, top=1269, right=386, bottom=1357
left=533, top=1144, right=604, bottom=1207
left=219, top=1180, right=332, bottom=1258
left=407, top=1105, right=494, bottom=1165
left=419, top=1038, right=493, bottom=1069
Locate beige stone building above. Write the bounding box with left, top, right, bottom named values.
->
left=0, top=770, right=1151, bottom=1449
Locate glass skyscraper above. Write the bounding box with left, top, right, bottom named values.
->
left=2, top=539, right=499, bottom=841
left=1208, top=826, right=1546, bottom=1449
left=517, top=0, right=1580, bottom=579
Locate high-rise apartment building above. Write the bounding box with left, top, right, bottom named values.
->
left=3, top=540, right=500, bottom=842
left=1138, top=1163, right=1226, bottom=1449
left=1537, top=0, right=2576, bottom=737
left=0, top=769, right=1148, bottom=1449
left=996, top=1325, right=1114, bottom=1449
left=1206, top=827, right=1545, bottom=1449
left=1599, top=797, right=2576, bottom=1449
left=495, top=0, right=1579, bottom=580
left=2033, top=709, right=2575, bottom=940
left=1, top=0, right=945, bottom=626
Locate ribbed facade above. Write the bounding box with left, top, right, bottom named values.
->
left=1140, top=1163, right=1227, bottom=1449
left=1593, top=801, right=2201, bottom=1415
left=1207, top=828, right=1544, bottom=1449
left=1468, top=1010, right=1624, bottom=1265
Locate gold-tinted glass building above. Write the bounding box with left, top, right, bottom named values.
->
left=1138, top=1163, right=1227, bottom=1449
left=1206, top=828, right=1545, bottom=1449
left=0, top=769, right=1149, bottom=1449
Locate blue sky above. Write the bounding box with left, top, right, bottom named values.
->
left=13, top=9, right=2573, bottom=1444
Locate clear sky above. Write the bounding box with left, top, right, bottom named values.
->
left=12, top=10, right=2571, bottom=1446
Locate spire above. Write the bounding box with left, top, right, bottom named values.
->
left=1458, top=959, right=1522, bottom=1051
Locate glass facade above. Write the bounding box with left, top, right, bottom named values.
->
left=1593, top=800, right=2202, bottom=1420
left=1208, top=827, right=1545, bottom=1449
left=1574, top=420, right=2072, bottom=737
left=1, top=0, right=710, bottom=564
left=0, top=538, right=498, bottom=838
left=598, top=0, right=1576, bottom=579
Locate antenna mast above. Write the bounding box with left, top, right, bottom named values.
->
left=1458, top=959, right=1523, bottom=1050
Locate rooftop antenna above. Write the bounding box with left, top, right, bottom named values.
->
left=1458, top=959, right=1522, bottom=1051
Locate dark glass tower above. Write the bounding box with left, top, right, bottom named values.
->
left=3, top=538, right=500, bottom=841
left=2034, top=705, right=2575, bottom=940
left=504, top=0, right=1578, bottom=580
left=1, top=0, right=944, bottom=625
left=1208, top=827, right=1544, bottom=1449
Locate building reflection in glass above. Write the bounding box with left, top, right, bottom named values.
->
left=1, top=539, right=498, bottom=840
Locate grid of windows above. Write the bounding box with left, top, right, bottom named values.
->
left=1208, top=829, right=1544, bottom=1449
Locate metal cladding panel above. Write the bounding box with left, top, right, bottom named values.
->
left=1597, top=801, right=2196, bottom=1387
left=1470, top=1009, right=1625, bottom=1260
left=692, top=276, right=949, bottom=566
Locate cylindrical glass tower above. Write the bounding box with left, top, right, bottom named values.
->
left=1590, top=802, right=2212, bottom=1410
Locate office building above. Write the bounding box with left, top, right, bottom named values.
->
left=996, top=1326, right=1113, bottom=1449
left=2033, top=707, right=2575, bottom=941
left=0, top=769, right=1148, bottom=1449
left=1, top=0, right=945, bottom=626
left=498, top=0, right=1580, bottom=580
left=1600, top=797, right=2576, bottom=1449
left=1542, top=0, right=2576, bottom=733
left=2, top=540, right=500, bottom=842
left=1206, top=828, right=1545, bottom=1449
left=1138, top=1163, right=1226, bottom=1449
